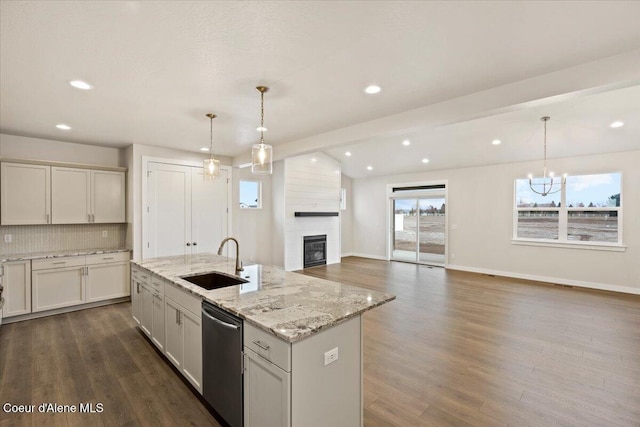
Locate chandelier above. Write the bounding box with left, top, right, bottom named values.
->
left=203, top=113, right=221, bottom=180
left=251, top=86, right=273, bottom=174
left=528, top=116, right=566, bottom=196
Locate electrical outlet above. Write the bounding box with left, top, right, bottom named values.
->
left=102, top=230, right=108, bottom=238
left=4, top=234, right=12, bottom=243
left=324, top=347, right=339, bottom=366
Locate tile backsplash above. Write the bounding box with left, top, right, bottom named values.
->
left=0, top=224, right=127, bottom=255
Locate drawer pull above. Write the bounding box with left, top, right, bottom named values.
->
left=253, top=340, right=270, bottom=351
left=102, top=257, right=115, bottom=260
left=52, top=261, right=66, bottom=265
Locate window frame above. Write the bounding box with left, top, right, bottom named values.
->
left=512, top=172, right=624, bottom=250
left=239, top=179, right=262, bottom=210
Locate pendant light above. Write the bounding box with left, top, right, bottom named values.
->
left=204, top=113, right=221, bottom=180
left=251, top=86, right=273, bottom=174
left=528, top=116, right=566, bottom=196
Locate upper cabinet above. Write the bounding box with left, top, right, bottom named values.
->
left=52, top=167, right=125, bottom=224
left=1, top=162, right=51, bottom=225
left=1, top=160, right=126, bottom=225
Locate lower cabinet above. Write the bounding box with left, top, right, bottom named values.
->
left=164, top=288, right=202, bottom=394
left=86, top=254, right=130, bottom=302
left=151, top=287, right=165, bottom=351
left=244, top=347, right=291, bottom=427
left=1, top=260, right=32, bottom=317
left=32, top=258, right=86, bottom=312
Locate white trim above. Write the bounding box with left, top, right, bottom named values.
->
left=345, top=252, right=388, bottom=261
left=446, top=264, right=640, bottom=295
left=512, top=239, right=626, bottom=252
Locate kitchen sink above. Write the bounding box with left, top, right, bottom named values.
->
left=181, top=271, right=248, bottom=290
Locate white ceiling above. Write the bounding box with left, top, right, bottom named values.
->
left=1, top=1, right=640, bottom=177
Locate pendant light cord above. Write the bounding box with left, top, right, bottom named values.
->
left=260, top=90, right=265, bottom=145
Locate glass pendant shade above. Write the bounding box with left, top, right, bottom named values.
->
left=251, top=143, right=273, bottom=174
left=204, top=157, right=221, bottom=180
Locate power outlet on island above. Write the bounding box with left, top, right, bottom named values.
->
left=4, top=234, right=12, bottom=243
left=324, top=347, right=339, bottom=366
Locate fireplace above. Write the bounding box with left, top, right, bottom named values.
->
left=303, top=235, right=327, bottom=268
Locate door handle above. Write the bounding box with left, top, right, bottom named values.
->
left=88, top=214, right=91, bottom=223
left=186, top=242, right=191, bottom=246
left=137, top=282, right=140, bottom=293
left=202, top=309, right=240, bottom=330
left=192, top=242, right=197, bottom=246
left=46, top=213, right=50, bottom=223
left=253, top=340, right=270, bottom=351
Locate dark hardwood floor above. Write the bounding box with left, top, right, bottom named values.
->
left=1, top=256, right=638, bottom=426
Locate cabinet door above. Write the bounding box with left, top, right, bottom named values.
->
left=1, top=162, right=50, bottom=225
left=244, top=347, right=291, bottom=427
left=131, top=276, right=143, bottom=325
left=91, top=170, right=125, bottom=223
left=140, top=284, right=153, bottom=337
left=52, top=167, right=91, bottom=224
left=151, top=292, right=165, bottom=352
left=182, top=309, right=202, bottom=393
left=164, top=297, right=183, bottom=369
left=32, top=266, right=85, bottom=312
left=86, top=262, right=129, bottom=302
left=1, top=261, right=31, bottom=317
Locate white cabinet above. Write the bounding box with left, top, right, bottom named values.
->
left=140, top=282, right=153, bottom=336
left=1, top=162, right=51, bottom=225
left=164, top=282, right=202, bottom=393
left=140, top=275, right=166, bottom=351
left=32, top=257, right=86, bottom=312
left=244, top=347, right=291, bottom=427
left=145, top=162, right=229, bottom=258
left=86, top=253, right=130, bottom=302
left=1, top=261, right=32, bottom=317
left=151, top=287, right=165, bottom=351
left=52, top=167, right=125, bottom=224
left=131, top=266, right=148, bottom=326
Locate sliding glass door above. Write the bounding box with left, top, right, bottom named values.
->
left=392, top=196, right=446, bottom=266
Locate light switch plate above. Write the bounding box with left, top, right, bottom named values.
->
left=102, top=230, right=108, bottom=238
left=324, top=347, right=339, bottom=366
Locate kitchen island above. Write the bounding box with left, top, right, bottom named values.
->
left=130, top=254, right=394, bottom=427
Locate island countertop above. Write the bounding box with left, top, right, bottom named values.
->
left=131, top=254, right=395, bottom=343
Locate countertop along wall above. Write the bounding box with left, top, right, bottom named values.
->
left=351, top=150, right=640, bottom=294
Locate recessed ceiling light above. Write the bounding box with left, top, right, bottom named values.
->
left=492, top=139, right=502, bottom=145
left=422, top=158, right=429, bottom=164
left=364, top=85, right=381, bottom=94
left=68, top=80, right=93, bottom=90
left=610, top=121, right=624, bottom=128
left=256, top=126, right=268, bottom=132
left=402, top=140, right=411, bottom=146
left=199, top=147, right=210, bottom=152
left=56, top=123, right=71, bottom=130
left=311, top=158, right=317, bottom=162
left=345, top=151, right=352, bottom=157
left=367, top=165, right=373, bottom=171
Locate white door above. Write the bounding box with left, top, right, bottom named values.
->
left=164, top=297, right=183, bottom=369
left=244, top=347, right=291, bottom=427
left=145, top=161, right=229, bottom=258
left=52, top=167, right=91, bottom=224
left=1, top=162, right=51, bottom=225
left=147, top=163, right=192, bottom=257
left=181, top=309, right=202, bottom=393
left=191, top=167, right=229, bottom=254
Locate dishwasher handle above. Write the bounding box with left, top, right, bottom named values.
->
left=202, top=307, right=240, bottom=330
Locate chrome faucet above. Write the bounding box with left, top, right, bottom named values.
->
left=217, top=237, right=243, bottom=273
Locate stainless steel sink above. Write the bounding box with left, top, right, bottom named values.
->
left=181, top=271, right=248, bottom=290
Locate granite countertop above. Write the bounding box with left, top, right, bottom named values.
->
left=132, top=254, right=395, bottom=343
left=1, top=248, right=131, bottom=263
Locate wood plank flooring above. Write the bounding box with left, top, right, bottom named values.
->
left=1, top=256, right=639, bottom=426
left=300, top=258, right=640, bottom=427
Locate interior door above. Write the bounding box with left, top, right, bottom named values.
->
left=191, top=167, right=229, bottom=254
left=147, top=162, right=192, bottom=257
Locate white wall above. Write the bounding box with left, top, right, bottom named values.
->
left=232, top=167, right=273, bottom=266
left=0, top=134, right=121, bottom=167
left=128, top=143, right=231, bottom=260
left=283, top=153, right=341, bottom=271
left=341, top=173, right=353, bottom=255
left=351, top=150, right=640, bottom=293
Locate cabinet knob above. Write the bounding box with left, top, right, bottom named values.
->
left=186, top=242, right=191, bottom=246
left=192, top=242, right=197, bottom=246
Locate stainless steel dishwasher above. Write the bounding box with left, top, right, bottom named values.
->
left=202, top=301, right=243, bottom=427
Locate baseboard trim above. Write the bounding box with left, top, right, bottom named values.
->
left=343, top=252, right=388, bottom=261
left=446, top=264, right=640, bottom=295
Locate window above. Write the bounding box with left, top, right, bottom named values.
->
left=514, top=172, right=622, bottom=246
left=239, top=180, right=261, bottom=209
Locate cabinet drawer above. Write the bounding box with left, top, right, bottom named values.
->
left=151, top=275, right=165, bottom=295
left=32, top=256, right=85, bottom=271
left=244, top=322, right=291, bottom=372
left=132, top=266, right=150, bottom=283
left=86, top=252, right=130, bottom=265
left=164, top=282, right=201, bottom=317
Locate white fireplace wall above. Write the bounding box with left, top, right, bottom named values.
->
left=283, top=153, right=341, bottom=271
